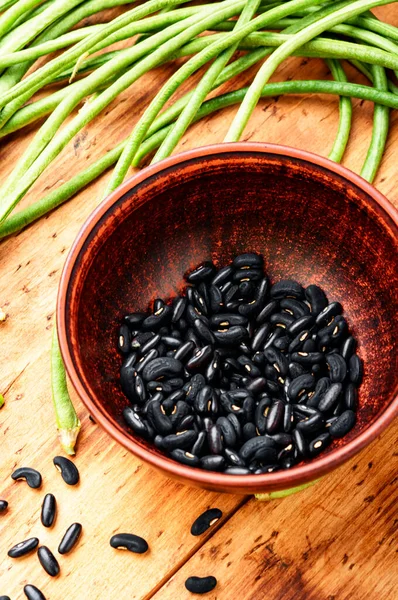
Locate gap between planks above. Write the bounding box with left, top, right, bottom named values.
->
left=143, top=495, right=250, bottom=600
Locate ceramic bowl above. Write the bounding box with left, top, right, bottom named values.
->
left=57, top=143, right=398, bottom=495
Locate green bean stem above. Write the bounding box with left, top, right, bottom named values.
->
left=51, top=323, right=80, bottom=455
left=225, top=0, right=394, bottom=142
left=3, top=76, right=398, bottom=240
left=360, top=64, right=389, bottom=183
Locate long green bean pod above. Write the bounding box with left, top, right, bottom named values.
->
left=51, top=323, right=80, bottom=455
left=360, top=64, right=389, bottom=182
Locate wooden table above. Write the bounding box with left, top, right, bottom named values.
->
left=1, top=5, right=397, bottom=599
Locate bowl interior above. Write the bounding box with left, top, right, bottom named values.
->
left=64, top=149, right=398, bottom=472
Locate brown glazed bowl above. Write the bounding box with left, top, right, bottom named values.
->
left=58, top=143, right=398, bottom=495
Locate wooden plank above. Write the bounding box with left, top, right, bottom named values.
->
left=150, top=422, right=398, bottom=600
left=1, top=4, right=397, bottom=599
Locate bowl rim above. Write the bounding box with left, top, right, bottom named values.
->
left=57, top=142, right=398, bottom=490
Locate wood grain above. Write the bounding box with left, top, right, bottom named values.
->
left=1, top=4, right=397, bottom=599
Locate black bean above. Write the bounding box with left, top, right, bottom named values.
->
left=293, top=428, right=307, bottom=457
left=290, top=351, right=324, bottom=366
left=142, top=305, right=172, bottom=330
left=270, top=279, right=304, bottom=300
left=123, top=407, right=149, bottom=438
left=233, top=253, right=263, bottom=269
left=118, top=324, right=131, bottom=354
left=254, top=396, right=271, bottom=435
left=283, top=404, right=294, bottom=433
left=344, top=383, right=358, bottom=411
left=186, top=345, right=213, bottom=371
left=208, top=425, right=223, bottom=455
left=306, top=377, right=331, bottom=408
left=270, top=312, right=295, bottom=328
left=142, top=357, right=183, bottom=381
left=280, top=298, right=310, bottom=318
left=242, top=422, right=257, bottom=441
left=193, top=318, right=215, bottom=344
left=239, top=280, right=254, bottom=297
left=162, top=430, right=197, bottom=451
left=315, top=301, right=342, bottom=327
left=170, top=401, right=191, bottom=427
left=120, top=354, right=139, bottom=402
left=251, top=442, right=278, bottom=464
left=140, top=334, right=161, bottom=356
left=133, top=373, right=147, bottom=403
left=124, top=312, right=146, bottom=328
left=200, top=455, right=225, bottom=471
left=194, top=385, right=212, bottom=414
left=147, top=380, right=169, bottom=394
left=0, top=499, right=8, bottom=512
left=340, top=336, right=357, bottom=361
left=185, top=374, right=206, bottom=402
left=254, top=465, right=280, bottom=474
left=287, top=315, right=314, bottom=337
left=329, top=410, right=356, bottom=438
left=211, top=313, right=248, bottom=328
left=58, top=523, right=82, bottom=555
left=267, top=433, right=293, bottom=447
left=147, top=400, right=173, bottom=435
left=233, top=268, right=262, bottom=283
left=216, top=417, right=237, bottom=448
left=191, top=508, right=222, bottom=536
left=53, top=456, right=79, bottom=486
left=288, top=361, right=307, bottom=379
left=308, top=432, right=331, bottom=456
left=191, top=431, right=206, bottom=456
left=186, top=261, right=215, bottom=283
left=38, top=546, right=60, bottom=577
left=171, top=297, right=187, bottom=323
left=264, top=347, right=288, bottom=377
left=170, top=449, right=200, bottom=467
left=296, top=413, right=325, bottom=435
left=41, top=493, right=56, bottom=528
left=273, top=335, right=290, bottom=351
left=0, top=596, right=11, bottom=600
left=318, top=383, right=342, bottom=412
left=326, top=353, right=347, bottom=383
left=246, top=377, right=267, bottom=395
left=288, top=374, right=315, bottom=401
left=185, top=576, right=217, bottom=594
left=349, top=354, right=363, bottom=385
left=265, top=400, right=285, bottom=434
left=250, top=323, right=270, bottom=352
left=110, top=533, right=148, bottom=554
left=239, top=436, right=275, bottom=462
left=135, top=348, right=159, bottom=374
left=224, top=447, right=245, bottom=467
left=8, top=537, right=39, bottom=558
left=207, top=284, right=223, bottom=313
left=223, top=283, right=239, bottom=304
left=302, top=339, right=317, bottom=353
left=211, top=265, right=233, bottom=287
left=256, top=300, right=278, bottom=325
left=227, top=413, right=242, bottom=440
left=131, top=331, right=154, bottom=350
left=305, top=284, right=328, bottom=315
left=24, top=585, right=46, bottom=600
left=293, top=404, right=319, bottom=418
left=11, top=467, right=42, bottom=489
left=174, top=340, right=195, bottom=362
left=213, top=326, right=248, bottom=346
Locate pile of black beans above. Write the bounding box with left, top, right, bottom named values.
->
left=119, top=254, right=362, bottom=474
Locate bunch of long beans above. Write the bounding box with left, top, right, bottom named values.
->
left=0, top=0, right=397, bottom=452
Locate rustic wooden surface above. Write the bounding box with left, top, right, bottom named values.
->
left=0, top=5, right=397, bottom=599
